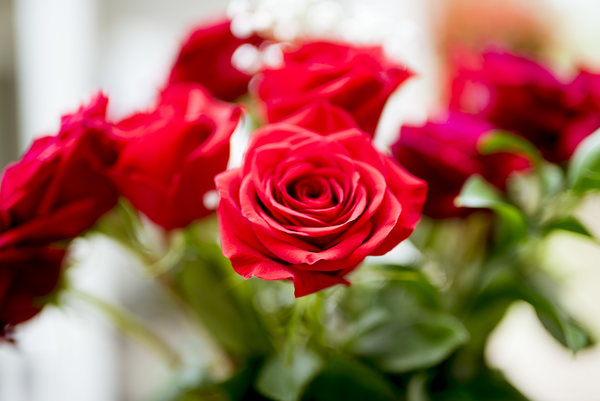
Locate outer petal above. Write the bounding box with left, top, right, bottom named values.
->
left=0, top=246, right=65, bottom=336
left=114, top=84, right=241, bottom=229
left=372, top=158, right=427, bottom=255
left=278, top=100, right=359, bottom=135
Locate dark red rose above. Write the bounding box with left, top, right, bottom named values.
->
left=277, top=100, right=359, bottom=134
left=215, top=124, right=426, bottom=297
left=254, top=41, right=412, bottom=136
left=563, top=70, right=600, bottom=153
left=113, top=84, right=242, bottom=230
left=570, top=70, right=600, bottom=111
left=392, top=113, right=530, bottom=219
left=0, top=94, right=119, bottom=247
left=168, top=17, right=264, bottom=101
left=0, top=246, right=65, bottom=338
left=450, top=49, right=600, bottom=163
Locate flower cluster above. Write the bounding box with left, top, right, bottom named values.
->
left=3, top=14, right=600, bottom=353
left=0, top=16, right=422, bottom=335
left=5, top=10, right=600, bottom=401
left=393, top=48, right=600, bottom=218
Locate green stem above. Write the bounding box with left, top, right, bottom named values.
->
left=285, top=300, right=303, bottom=365
left=308, top=292, right=326, bottom=350
left=154, top=273, right=234, bottom=365
left=66, top=288, right=182, bottom=369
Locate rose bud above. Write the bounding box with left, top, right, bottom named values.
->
left=113, top=83, right=242, bottom=230
left=392, top=113, right=530, bottom=219
left=0, top=94, right=120, bottom=247
left=215, top=124, right=426, bottom=297
left=254, top=41, right=412, bottom=136
left=0, top=246, right=65, bottom=338
left=450, top=49, right=600, bottom=163
left=168, top=17, right=264, bottom=101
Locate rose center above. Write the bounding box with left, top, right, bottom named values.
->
left=291, top=176, right=330, bottom=203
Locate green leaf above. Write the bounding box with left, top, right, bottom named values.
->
left=256, top=349, right=323, bottom=401
left=473, top=267, right=593, bottom=353
left=478, top=130, right=542, bottom=166
left=302, top=355, right=400, bottom=401
left=537, top=311, right=590, bottom=353
left=353, top=311, right=469, bottom=373
left=455, top=176, right=528, bottom=246
left=542, top=216, right=594, bottom=238
left=539, top=163, right=565, bottom=197
left=568, top=127, right=600, bottom=192
left=429, top=368, right=531, bottom=401
left=455, top=175, right=504, bottom=208
left=376, top=265, right=442, bottom=310
left=519, top=281, right=592, bottom=353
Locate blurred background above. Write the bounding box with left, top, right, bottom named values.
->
left=1, top=0, right=600, bottom=400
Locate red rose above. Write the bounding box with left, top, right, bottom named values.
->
left=571, top=70, right=600, bottom=111
left=113, top=84, right=242, bottom=230
left=254, top=41, right=412, bottom=136
left=450, top=49, right=600, bottom=163
left=215, top=124, right=426, bottom=297
left=392, top=113, right=530, bottom=218
left=168, top=17, right=263, bottom=101
left=0, top=246, right=65, bottom=337
left=563, top=70, right=600, bottom=154
left=277, top=100, right=359, bottom=134
left=0, top=94, right=119, bottom=247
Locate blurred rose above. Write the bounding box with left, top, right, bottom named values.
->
left=254, top=41, right=412, bottom=136
left=0, top=94, right=119, bottom=247
left=216, top=124, right=426, bottom=297
left=0, top=94, right=119, bottom=337
left=0, top=246, right=65, bottom=338
left=168, top=17, right=264, bottom=101
left=571, top=70, right=600, bottom=111
left=392, top=113, right=530, bottom=218
left=450, top=49, right=600, bottom=163
left=113, top=84, right=242, bottom=230
left=564, top=70, right=600, bottom=153
left=277, top=100, right=359, bottom=134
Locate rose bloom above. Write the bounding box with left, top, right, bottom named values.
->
left=276, top=100, right=359, bottom=135
left=113, top=84, right=242, bottom=230
left=392, top=113, right=530, bottom=219
left=0, top=93, right=119, bottom=337
left=216, top=124, right=426, bottom=297
left=0, top=94, right=119, bottom=247
left=168, top=17, right=263, bottom=101
left=450, top=49, right=600, bottom=163
left=254, top=41, right=412, bottom=136
left=0, top=246, right=65, bottom=338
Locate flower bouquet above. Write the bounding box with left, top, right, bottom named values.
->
left=3, top=4, right=600, bottom=401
